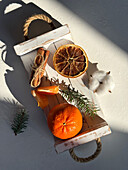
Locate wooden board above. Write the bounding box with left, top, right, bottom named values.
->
left=14, top=24, right=71, bottom=56
left=14, top=25, right=111, bottom=153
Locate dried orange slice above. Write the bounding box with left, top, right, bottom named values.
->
left=53, top=44, right=88, bottom=78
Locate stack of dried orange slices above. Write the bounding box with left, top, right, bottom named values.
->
left=53, top=44, right=88, bottom=78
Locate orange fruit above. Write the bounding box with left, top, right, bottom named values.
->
left=36, top=86, right=59, bottom=95
left=31, top=90, right=48, bottom=109
left=47, top=103, right=83, bottom=139
left=53, top=44, right=88, bottom=78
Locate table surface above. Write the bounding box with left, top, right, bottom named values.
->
left=0, top=0, right=128, bottom=170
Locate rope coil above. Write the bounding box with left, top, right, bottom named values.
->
left=69, top=138, right=102, bottom=163
left=23, top=14, right=55, bottom=40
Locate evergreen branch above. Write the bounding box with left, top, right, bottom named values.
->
left=11, top=109, right=29, bottom=135
left=59, top=88, right=99, bottom=117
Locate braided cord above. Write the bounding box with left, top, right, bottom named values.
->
left=69, top=138, right=102, bottom=163
left=23, top=14, right=53, bottom=39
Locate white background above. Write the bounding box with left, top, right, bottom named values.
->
left=0, top=0, right=128, bottom=169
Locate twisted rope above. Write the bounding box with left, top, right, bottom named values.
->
left=69, top=138, right=102, bottom=163
left=23, top=14, right=54, bottom=40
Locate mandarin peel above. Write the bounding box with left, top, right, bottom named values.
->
left=47, top=103, right=83, bottom=139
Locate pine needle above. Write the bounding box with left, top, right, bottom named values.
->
left=11, top=109, right=29, bottom=136
left=60, top=88, right=99, bottom=117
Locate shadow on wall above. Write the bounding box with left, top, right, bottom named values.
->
left=0, top=0, right=62, bottom=105
left=57, top=0, right=128, bottom=53
left=0, top=0, right=61, bottom=137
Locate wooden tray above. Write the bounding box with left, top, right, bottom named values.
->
left=14, top=24, right=111, bottom=153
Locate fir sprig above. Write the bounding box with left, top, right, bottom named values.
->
left=11, top=109, right=29, bottom=135
left=60, top=88, right=99, bottom=117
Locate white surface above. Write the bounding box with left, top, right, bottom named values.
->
left=0, top=0, right=128, bottom=170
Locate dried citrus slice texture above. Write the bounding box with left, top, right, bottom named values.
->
left=53, top=44, right=88, bottom=78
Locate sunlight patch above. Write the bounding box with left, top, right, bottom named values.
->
left=4, top=3, right=22, bottom=14
left=0, top=40, right=13, bottom=72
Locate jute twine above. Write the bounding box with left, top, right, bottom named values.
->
left=23, top=14, right=102, bottom=163
left=23, top=14, right=55, bottom=40
left=69, top=138, right=102, bottom=163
